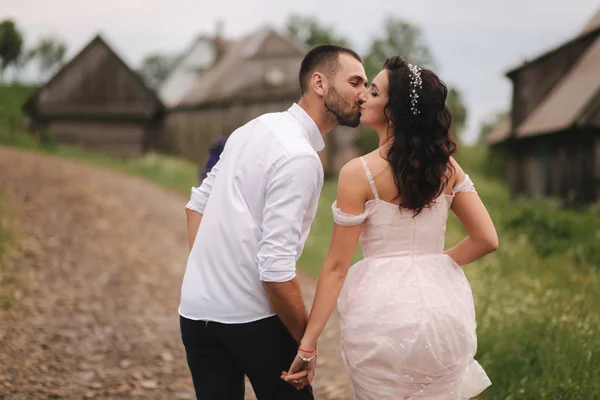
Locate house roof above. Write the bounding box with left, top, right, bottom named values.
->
left=579, top=6, right=600, bottom=37
left=162, top=34, right=234, bottom=82
left=516, top=35, right=600, bottom=138
left=488, top=8, right=600, bottom=145
left=23, top=34, right=163, bottom=117
left=175, top=27, right=307, bottom=108
left=484, top=116, right=511, bottom=144
left=157, top=35, right=232, bottom=107
left=505, top=7, right=600, bottom=79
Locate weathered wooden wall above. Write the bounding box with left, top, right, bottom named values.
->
left=506, top=130, right=599, bottom=203
left=47, top=120, right=148, bottom=156
left=162, top=100, right=360, bottom=178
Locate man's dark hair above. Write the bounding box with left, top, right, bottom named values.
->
left=299, top=44, right=362, bottom=95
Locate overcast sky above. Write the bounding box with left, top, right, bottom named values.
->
left=3, top=0, right=599, bottom=143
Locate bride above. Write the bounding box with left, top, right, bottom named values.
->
left=284, top=56, right=498, bottom=399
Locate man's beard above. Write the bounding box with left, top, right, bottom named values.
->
left=324, top=86, right=361, bottom=128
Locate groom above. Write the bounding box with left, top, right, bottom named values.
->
left=179, top=44, right=367, bottom=399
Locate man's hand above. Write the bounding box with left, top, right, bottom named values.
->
left=281, top=352, right=317, bottom=389
left=280, top=369, right=308, bottom=390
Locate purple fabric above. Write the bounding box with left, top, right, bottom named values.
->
left=199, top=137, right=226, bottom=184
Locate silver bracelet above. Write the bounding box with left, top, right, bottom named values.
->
left=297, top=350, right=318, bottom=362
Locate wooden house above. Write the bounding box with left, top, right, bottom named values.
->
left=486, top=9, right=600, bottom=204
left=23, top=35, right=164, bottom=156
left=159, top=26, right=357, bottom=177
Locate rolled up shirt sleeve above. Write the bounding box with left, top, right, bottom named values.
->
left=256, top=153, right=322, bottom=283
left=186, top=158, right=221, bottom=214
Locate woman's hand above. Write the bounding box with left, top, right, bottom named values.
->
left=281, top=351, right=317, bottom=388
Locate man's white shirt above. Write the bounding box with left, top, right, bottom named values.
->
left=179, top=104, right=325, bottom=324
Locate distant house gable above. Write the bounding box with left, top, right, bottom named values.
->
left=176, top=27, right=307, bottom=108
left=246, top=28, right=307, bottom=59
left=158, top=36, right=220, bottom=107
left=24, top=34, right=162, bottom=121
left=516, top=36, right=600, bottom=138
left=579, top=6, right=600, bottom=37
left=487, top=8, right=600, bottom=145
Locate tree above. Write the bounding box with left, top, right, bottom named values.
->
left=446, top=87, right=468, bottom=141
left=479, top=111, right=509, bottom=143
left=358, top=17, right=469, bottom=147
left=285, top=14, right=348, bottom=48
left=0, top=19, right=24, bottom=81
left=7, top=51, right=32, bottom=83
left=28, top=35, right=68, bottom=82
left=138, top=53, right=180, bottom=88
left=363, top=17, right=436, bottom=80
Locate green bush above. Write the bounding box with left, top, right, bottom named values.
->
left=354, top=126, right=379, bottom=155
left=39, top=128, right=58, bottom=150
left=502, top=200, right=600, bottom=268
left=454, top=144, right=507, bottom=182
left=469, top=235, right=600, bottom=399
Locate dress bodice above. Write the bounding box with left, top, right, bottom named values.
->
left=332, top=157, right=476, bottom=259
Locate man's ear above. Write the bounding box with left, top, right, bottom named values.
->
left=310, top=72, right=328, bottom=97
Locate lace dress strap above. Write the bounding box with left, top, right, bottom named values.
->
left=331, top=201, right=368, bottom=226
left=360, top=157, right=379, bottom=200
left=452, top=174, right=476, bottom=194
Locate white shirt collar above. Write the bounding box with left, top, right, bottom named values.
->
left=287, top=103, right=325, bottom=152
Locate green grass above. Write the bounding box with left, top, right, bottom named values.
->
left=52, top=148, right=199, bottom=196
left=0, top=85, right=31, bottom=309
left=0, top=84, right=34, bottom=115
left=297, top=182, right=362, bottom=275
left=0, top=194, right=18, bottom=310
left=459, top=207, right=600, bottom=398
left=466, top=234, right=600, bottom=399
left=0, top=83, right=34, bottom=134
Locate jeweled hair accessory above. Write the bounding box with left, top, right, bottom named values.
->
left=408, top=63, right=423, bottom=115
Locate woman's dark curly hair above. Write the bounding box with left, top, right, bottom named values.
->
left=383, top=55, right=457, bottom=216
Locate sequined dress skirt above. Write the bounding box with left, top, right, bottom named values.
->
left=337, top=254, right=491, bottom=399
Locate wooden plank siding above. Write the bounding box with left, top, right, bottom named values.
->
left=506, top=132, right=597, bottom=203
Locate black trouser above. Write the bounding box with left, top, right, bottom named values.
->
left=180, top=315, right=314, bottom=400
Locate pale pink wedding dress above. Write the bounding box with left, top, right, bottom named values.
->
left=333, top=157, right=491, bottom=399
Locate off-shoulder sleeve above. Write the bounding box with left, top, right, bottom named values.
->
left=331, top=201, right=368, bottom=226
left=452, top=174, right=476, bottom=194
